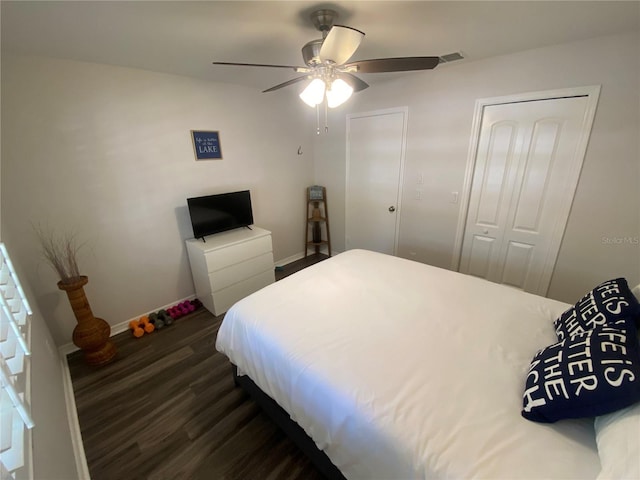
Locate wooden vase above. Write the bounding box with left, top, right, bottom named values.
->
left=58, top=276, right=116, bottom=366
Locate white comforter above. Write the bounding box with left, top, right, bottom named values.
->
left=216, top=249, right=601, bottom=479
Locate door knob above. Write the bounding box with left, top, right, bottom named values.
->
left=483, top=229, right=489, bottom=234
left=389, top=206, right=396, bottom=212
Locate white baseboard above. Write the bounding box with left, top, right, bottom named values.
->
left=59, top=350, right=91, bottom=479
left=275, top=248, right=336, bottom=268
left=58, top=294, right=197, bottom=355
left=274, top=251, right=305, bottom=267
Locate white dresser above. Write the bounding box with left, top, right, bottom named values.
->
left=185, top=227, right=275, bottom=316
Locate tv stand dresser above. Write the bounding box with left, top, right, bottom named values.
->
left=185, top=226, right=275, bottom=316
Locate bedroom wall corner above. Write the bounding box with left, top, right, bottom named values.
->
left=1, top=54, right=315, bottom=345
left=313, top=31, right=640, bottom=302
left=312, top=111, right=348, bottom=254
left=0, top=247, right=81, bottom=480
left=545, top=31, right=640, bottom=301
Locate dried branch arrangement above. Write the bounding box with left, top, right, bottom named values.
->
left=34, top=225, right=84, bottom=284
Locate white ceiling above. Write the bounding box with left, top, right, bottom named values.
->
left=2, top=1, right=639, bottom=92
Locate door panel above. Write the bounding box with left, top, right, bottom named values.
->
left=512, top=120, right=560, bottom=232
left=501, top=241, right=534, bottom=289
left=460, top=96, right=591, bottom=295
left=475, top=122, right=518, bottom=227
left=346, top=109, right=406, bottom=254
left=461, top=116, right=521, bottom=282
left=466, top=235, right=496, bottom=278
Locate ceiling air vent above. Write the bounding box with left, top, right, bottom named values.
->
left=438, top=52, right=465, bottom=64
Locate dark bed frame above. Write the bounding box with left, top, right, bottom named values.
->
left=232, top=364, right=347, bottom=480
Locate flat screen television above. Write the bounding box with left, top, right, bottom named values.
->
left=187, top=190, right=254, bottom=240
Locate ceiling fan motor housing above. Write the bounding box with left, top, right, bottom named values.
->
left=303, top=9, right=339, bottom=66
left=302, top=39, right=323, bottom=66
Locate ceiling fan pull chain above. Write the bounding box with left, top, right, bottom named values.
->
left=324, top=101, right=329, bottom=134
left=316, top=104, right=321, bottom=135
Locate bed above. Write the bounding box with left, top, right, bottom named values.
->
left=215, top=249, right=640, bottom=479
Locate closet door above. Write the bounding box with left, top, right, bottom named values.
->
left=459, top=95, right=593, bottom=295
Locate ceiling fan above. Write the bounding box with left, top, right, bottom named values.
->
left=213, top=9, right=439, bottom=114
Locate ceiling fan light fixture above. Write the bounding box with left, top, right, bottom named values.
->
left=213, top=8, right=440, bottom=129
left=326, top=78, right=353, bottom=108
left=299, top=78, right=326, bottom=107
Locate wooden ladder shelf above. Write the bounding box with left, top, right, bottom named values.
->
left=305, top=186, right=331, bottom=257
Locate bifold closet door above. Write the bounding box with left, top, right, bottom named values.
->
left=459, top=96, right=591, bottom=295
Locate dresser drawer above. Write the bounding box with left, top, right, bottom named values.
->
left=204, top=235, right=272, bottom=272
left=209, top=252, right=274, bottom=292
left=210, top=269, right=275, bottom=315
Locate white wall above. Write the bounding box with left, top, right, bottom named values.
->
left=23, top=278, right=80, bottom=480
left=314, top=31, right=640, bottom=303
left=1, top=55, right=314, bottom=345
left=2, top=51, right=78, bottom=480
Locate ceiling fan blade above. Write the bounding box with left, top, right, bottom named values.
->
left=338, top=73, right=369, bottom=92
left=262, top=76, right=310, bottom=93
left=213, top=61, right=303, bottom=72
left=319, top=25, right=365, bottom=65
left=344, top=57, right=440, bottom=73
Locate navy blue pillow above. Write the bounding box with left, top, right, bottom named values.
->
left=554, top=278, right=640, bottom=341
left=522, top=318, right=640, bottom=423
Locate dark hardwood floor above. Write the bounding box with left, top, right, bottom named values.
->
left=67, top=254, right=329, bottom=480
left=274, top=253, right=329, bottom=281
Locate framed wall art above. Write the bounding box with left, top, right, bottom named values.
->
left=191, top=130, right=223, bottom=160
